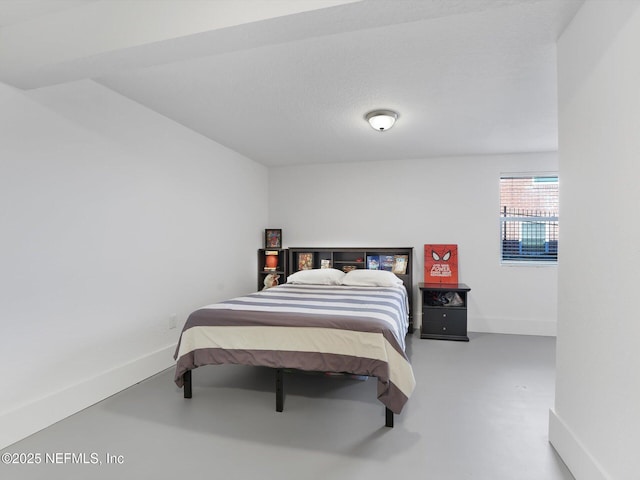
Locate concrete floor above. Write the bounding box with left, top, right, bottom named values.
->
left=1, top=332, right=574, bottom=480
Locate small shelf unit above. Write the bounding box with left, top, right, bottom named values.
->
left=257, top=248, right=288, bottom=291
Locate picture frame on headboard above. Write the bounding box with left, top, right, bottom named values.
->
left=298, top=252, right=314, bottom=270
left=265, top=229, right=282, bottom=249
left=392, top=255, right=408, bottom=275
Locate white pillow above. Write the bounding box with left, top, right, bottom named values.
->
left=286, top=268, right=345, bottom=285
left=341, top=269, right=404, bottom=287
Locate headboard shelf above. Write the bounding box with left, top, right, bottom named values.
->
left=288, top=247, right=414, bottom=333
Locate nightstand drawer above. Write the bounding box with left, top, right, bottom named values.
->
left=423, top=308, right=467, bottom=336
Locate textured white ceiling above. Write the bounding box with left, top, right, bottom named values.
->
left=0, top=0, right=584, bottom=166
left=0, top=0, right=91, bottom=27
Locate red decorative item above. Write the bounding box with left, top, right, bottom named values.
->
left=424, top=244, right=458, bottom=284
left=265, top=253, right=278, bottom=271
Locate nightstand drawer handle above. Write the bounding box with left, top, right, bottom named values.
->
left=442, top=313, right=447, bottom=318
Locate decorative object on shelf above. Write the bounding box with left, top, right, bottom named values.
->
left=262, top=273, right=280, bottom=290
left=298, top=252, right=314, bottom=270
left=321, top=259, right=331, bottom=269
left=342, top=265, right=357, bottom=272
left=265, top=229, right=282, bottom=248
left=264, top=250, right=279, bottom=271
left=365, top=109, right=398, bottom=131
left=424, top=244, right=458, bottom=284
left=392, top=255, right=408, bottom=275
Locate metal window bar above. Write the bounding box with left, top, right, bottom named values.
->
left=500, top=207, right=558, bottom=262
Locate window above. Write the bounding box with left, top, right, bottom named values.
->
left=500, top=174, right=558, bottom=264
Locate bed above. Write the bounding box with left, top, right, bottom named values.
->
left=174, top=268, right=416, bottom=427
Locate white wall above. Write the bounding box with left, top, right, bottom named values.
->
left=269, top=152, right=558, bottom=335
left=550, top=2, right=640, bottom=479
left=0, top=80, right=268, bottom=449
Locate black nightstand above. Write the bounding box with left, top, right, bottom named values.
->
left=419, top=282, right=471, bottom=341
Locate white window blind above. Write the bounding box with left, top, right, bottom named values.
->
left=500, top=175, right=558, bottom=263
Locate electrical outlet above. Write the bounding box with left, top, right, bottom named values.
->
left=168, top=313, right=178, bottom=330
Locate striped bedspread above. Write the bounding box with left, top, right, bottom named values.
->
left=174, top=283, right=416, bottom=414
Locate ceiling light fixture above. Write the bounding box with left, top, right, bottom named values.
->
left=365, top=109, right=398, bottom=131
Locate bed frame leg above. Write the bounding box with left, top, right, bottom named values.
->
left=385, top=407, right=394, bottom=428
left=183, top=370, right=192, bottom=399
left=276, top=368, right=284, bottom=412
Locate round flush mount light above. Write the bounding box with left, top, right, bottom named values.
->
left=365, top=109, right=398, bottom=131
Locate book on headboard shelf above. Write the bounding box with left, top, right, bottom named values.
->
left=380, top=255, right=394, bottom=271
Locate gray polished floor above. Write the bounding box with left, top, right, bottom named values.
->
left=2, top=333, right=574, bottom=480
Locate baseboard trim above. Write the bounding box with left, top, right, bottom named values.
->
left=548, top=408, right=608, bottom=480
left=0, top=344, right=176, bottom=450
left=416, top=313, right=557, bottom=337
left=468, top=316, right=557, bottom=336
